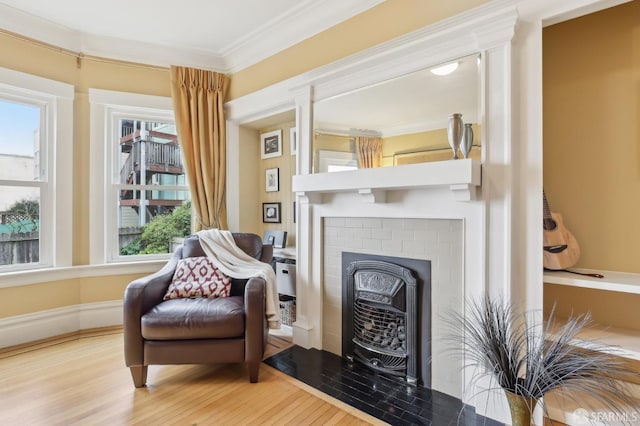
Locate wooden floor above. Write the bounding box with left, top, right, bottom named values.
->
left=0, top=331, right=384, bottom=425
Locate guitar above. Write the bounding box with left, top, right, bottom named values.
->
left=543, top=191, right=580, bottom=270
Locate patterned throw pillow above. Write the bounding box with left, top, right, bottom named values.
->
left=163, top=257, right=231, bottom=300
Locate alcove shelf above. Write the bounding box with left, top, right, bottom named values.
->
left=544, top=269, right=640, bottom=359
left=542, top=271, right=640, bottom=420
left=543, top=269, right=640, bottom=295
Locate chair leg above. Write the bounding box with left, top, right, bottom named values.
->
left=248, top=362, right=260, bottom=383
left=129, top=366, right=148, bottom=388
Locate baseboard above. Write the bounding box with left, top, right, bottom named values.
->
left=0, top=300, right=123, bottom=349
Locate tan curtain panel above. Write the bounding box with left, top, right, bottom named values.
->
left=170, top=66, right=230, bottom=231
left=356, top=136, right=383, bottom=168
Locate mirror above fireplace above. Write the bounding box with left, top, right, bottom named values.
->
left=312, top=53, right=481, bottom=172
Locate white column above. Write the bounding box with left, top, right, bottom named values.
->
left=291, top=85, right=323, bottom=349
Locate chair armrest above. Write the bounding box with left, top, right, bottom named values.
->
left=123, top=248, right=181, bottom=366
left=244, top=277, right=266, bottom=363
left=260, top=244, right=273, bottom=264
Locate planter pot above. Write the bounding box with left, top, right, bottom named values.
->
left=504, top=391, right=538, bottom=426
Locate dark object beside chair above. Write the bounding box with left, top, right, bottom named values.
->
left=123, top=232, right=273, bottom=387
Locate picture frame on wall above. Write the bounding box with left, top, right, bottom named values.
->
left=260, top=129, right=282, bottom=159
left=262, top=202, right=281, bottom=223
left=290, top=127, right=297, bottom=155
left=265, top=167, right=279, bottom=192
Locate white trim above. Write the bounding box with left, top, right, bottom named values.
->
left=0, top=261, right=165, bottom=289
left=0, top=66, right=74, bottom=272
left=0, top=0, right=382, bottom=73
left=222, top=0, right=385, bottom=73
left=0, top=301, right=123, bottom=349
left=225, top=1, right=519, bottom=124
left=0, top=66, right=74, bottom=100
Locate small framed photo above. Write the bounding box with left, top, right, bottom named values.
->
left=262, top=202, right=281, bottom=223
left=260, top=129, right=282, bottom=159
left=290, top=127, right=297, bottom=156
left=265, top=167, right=279, bottom=192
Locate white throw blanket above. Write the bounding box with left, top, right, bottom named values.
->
left=196, top=229, right=281, bottom=329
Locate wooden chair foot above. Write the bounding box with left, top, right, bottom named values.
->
left=130, top=366, right=148, bottom=388
left=248, top=362, right=259, bottom=383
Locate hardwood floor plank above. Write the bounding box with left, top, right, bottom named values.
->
left=0, top=332, right=382, bottom=425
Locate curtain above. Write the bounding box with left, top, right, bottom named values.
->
left=356, top=136, right=383, bottom=168
left=170, top=66, right=230, bottom=231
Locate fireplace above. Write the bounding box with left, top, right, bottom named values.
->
left=341, top=251, right=431, bottom=387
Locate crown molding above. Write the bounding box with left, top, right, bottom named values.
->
left=0, top=0, right=383, bottom=73
left=226, top=0, right=519, bottom=123
left=221, top=0, right=385, bottom=73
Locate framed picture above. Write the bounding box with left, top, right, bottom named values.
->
left=265, top=167, right=279, bottom=192
left=260, top=129, right=282, bottom=159
left=262, top=202, right=281, bottom=223
left=290, top=127, right=297, bottom=155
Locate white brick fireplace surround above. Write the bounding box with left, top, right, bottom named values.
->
left=322, top=217, right=463, bottom=394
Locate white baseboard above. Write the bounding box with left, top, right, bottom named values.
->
left=0, top=300, right=123, bottom=348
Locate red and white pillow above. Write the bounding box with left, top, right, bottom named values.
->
left=163, top=257, right=231, bottom=300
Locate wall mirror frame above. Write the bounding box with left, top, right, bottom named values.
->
left=312, top=52, right=483, bottom=173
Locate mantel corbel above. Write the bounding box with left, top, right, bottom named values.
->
left=358, top=188, right=386, bottom=203
left=296, top=191, right=322, bottom=205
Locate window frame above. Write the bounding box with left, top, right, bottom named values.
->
left=0, top=67, right=73, bottom=273
left=89, top=89, right=190, bottom=264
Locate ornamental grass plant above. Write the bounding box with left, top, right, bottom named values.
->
left=446, top=296, right=637, bottom=424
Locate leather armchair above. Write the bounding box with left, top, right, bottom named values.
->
left=123, top=233, right=273, bottom=387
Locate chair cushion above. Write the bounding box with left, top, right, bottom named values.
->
left=163, top=256, right=231, bottom=300
left=141, top=296, right=245, bottom=340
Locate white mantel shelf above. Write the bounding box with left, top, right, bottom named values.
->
left=292, top=159, right=481, bottom=203
left=544, top=269, right=640, bottom=295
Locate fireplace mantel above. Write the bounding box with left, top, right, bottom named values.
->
left=292, top=158, right=481, bottom=203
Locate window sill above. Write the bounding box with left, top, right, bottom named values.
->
left=0, top=260, right=166, bottom=289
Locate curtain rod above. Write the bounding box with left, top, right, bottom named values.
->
left=1, top=28, right=169, bottom=72
left=315, top=128, right=381, bottom=138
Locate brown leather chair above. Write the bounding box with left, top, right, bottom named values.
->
left=123, top=233, right=273, bottom=387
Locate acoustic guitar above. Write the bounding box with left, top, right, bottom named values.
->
left=543, top=192, right=580, bottom=270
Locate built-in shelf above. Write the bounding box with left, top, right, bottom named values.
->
left=544, top=269, right=640, bottom=368
left=547, top=318, right=640, bottom=361
left=544, top=269, right=640, bottom=295
left=545, top=318, right=640, bottom=424
left=292, top=159, right=481, bottom=203
left=545, top=382, right=640, bottom=425
left=273, top=246, right=296, bottom=259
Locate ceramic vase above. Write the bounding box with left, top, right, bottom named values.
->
left=461, top=123, right=474, bottom=159
left=504, top=391, right=538, bottom=426
left=447, top=113, right=464, bottom=159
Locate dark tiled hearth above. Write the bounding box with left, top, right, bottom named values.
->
left=264, top=346, right=503, bottom=426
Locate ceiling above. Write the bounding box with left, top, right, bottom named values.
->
left=0, top=0, right=383, bottom=72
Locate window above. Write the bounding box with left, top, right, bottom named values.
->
left=90, top=90, right=191, bottom=264
left=0, top=67, right=73, bottom=272
left=317, top=150, right=358, bottom=173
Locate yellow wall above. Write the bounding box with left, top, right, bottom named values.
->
left=543, top=2, right=640, bottom=332
left=0, top=0, right=489, bottom=320
left=258, top=122, right=297, bottom=248
left=238, top=126, right=261, bottom=234
left=543, top=1, right=640, bottom=273
left=544, top=284, right=640, bottom=330
left=228, top=0, right=491, bottom=100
